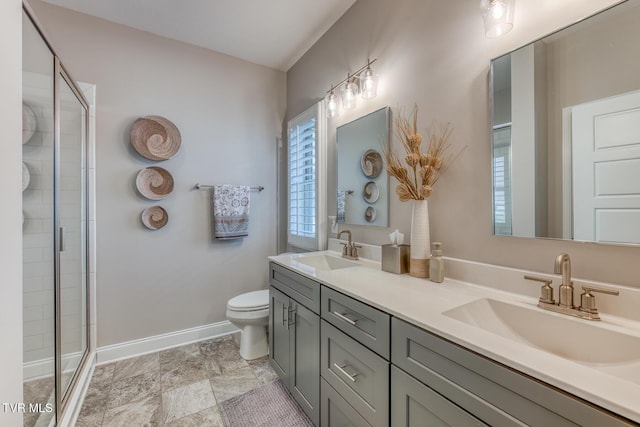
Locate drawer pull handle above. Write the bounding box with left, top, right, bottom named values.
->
left=333, top=363, right=358, bottom=382
left=332, top=311, right=358, bottom=326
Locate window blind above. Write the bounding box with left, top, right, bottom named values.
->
left=286, top=102, right=327, bottom=251
left=493, top=126, right=513, bottom=236
left=289, top=116, right=317, bottom=239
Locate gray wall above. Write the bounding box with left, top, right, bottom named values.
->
left=285, top=0, right=640, bottom=287
left=0, top=0, right=24, bottom=425
left=30, top=0, right=286, bottom=347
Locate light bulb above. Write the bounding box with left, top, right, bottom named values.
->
left=360, top=67, right=378, bottom=99
left=490, top=0, right=505, bottom=19
left=342, top=80, right=358, bottom=109
left=326, top=91, right=339, bottom=117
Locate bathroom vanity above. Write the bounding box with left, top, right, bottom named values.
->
left=268, top=251, right=640, bottom=426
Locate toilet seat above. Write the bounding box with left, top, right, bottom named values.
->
left=227, top=289, right=269, bottom=312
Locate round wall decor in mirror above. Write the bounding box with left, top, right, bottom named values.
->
left=365, top=206, right=376, bottom=222
left=363, top=181, right=379, bottom=203
left=130, top=115, right=181, bottom=161
left=360, top=149, right=383, bottom=178
left=136, top=166, right=174, bottom=200
left=141, top=206, right=168, bottom=230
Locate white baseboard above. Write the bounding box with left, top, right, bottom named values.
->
left=96, top=320, right=239, bottom=365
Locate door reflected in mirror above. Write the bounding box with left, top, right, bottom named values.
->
left=337, top=107, right=390, bottom=227
left=490, top=0, right=640, bottom=245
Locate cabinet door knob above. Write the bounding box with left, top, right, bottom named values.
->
left=333, top=363, right=358, bottom=382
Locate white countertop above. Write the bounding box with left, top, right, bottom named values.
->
left=269, top=250, right=640, bottom=424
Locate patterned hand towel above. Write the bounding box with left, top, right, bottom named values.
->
left=212, top=185, right=250, bottom=239
left=336, top=190, right=346, bottom=224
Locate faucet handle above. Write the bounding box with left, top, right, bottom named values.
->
left=579, top=286, right=620, bottom=318
left=340, top=242, right=348, bottom=256
left=524, top=275, right=555, bottom=305
left=351, top=244, right=362, bottom=260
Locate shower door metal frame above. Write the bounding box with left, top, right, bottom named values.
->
left=53, top=59, right=91, bottom=421
left=23, top=2, right=92, bottom=423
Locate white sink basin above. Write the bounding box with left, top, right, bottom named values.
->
left=443, top=298, right=640, bottom=378
left=293, top=254, right=360, bottom=271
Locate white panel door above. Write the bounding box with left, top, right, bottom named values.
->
left=572, top=90, right=640, bottom=243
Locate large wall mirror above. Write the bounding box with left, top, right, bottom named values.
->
left=491, top=0, right=640, bottom=245
left=337, top=107, right=390, bottom=227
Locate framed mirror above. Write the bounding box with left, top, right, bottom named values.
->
left=337, top=107, right=390, bottom=227
left=490, top=0, right=640, bottom=245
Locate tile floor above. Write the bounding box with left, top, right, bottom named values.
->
left=74, top=335, right=279, bottom=426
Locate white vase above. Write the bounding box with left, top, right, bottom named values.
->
left=410, top=199, right=430, bottom=278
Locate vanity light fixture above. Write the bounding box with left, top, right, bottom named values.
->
left=324, top=58, right=378, bottom=116
left=481, top=0, right=514, bottom=38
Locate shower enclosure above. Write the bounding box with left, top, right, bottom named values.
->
left=22, top=4, right=91, bottom=425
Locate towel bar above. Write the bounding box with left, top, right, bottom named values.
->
left=194, top=183, right=264, bottom=192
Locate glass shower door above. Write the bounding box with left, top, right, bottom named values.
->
left=23, top=6, right=91, bottom=424
left=22, top=10, right=56, bottom=427
left=57, top=69, right=89, bottom=403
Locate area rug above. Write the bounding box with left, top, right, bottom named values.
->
left=220, top=380, right=314, bottom=427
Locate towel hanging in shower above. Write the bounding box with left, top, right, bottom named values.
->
left=212, top=185, right=250, bottom=239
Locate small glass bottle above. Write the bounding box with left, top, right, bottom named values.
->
left=429, top=242, right=445, bottom=283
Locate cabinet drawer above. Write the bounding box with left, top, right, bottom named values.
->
left=321, top=378, right=371, bottom=427
left=321, top=286, right=390, bottom=359
left=391, top=366, right=487, bottom=427
left=391, top=317, right=634, bottom=427
left=321, top=320, right=389, bottom=427
left=270, top=262, right=320, bottom=314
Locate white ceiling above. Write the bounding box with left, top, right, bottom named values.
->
left=40, top=0, right=357, bottom=71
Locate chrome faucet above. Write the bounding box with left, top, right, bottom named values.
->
left=525, top=252, right=619, bottom=321
left=337, top=229, right=360, bottom=260
left=554, top=253, right=573, bottom=308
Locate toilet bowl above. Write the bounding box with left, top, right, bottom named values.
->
left=226, top=289, right=269, bottom=360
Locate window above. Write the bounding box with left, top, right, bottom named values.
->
left=287, top=102, right=327, bottom=250
left=492, top=125, right=512, bottom=236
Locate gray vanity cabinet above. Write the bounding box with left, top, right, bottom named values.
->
left=269, top=286, right=291, bottom=382
left=321, top=378, right=371, bottom=427
left=320, top=286, right=391, bottom=427
left=269, top=263, right=320, bottom=426
left=391, top=317, right=636, bottom=427
left=391, top=366, right=487, bottom=427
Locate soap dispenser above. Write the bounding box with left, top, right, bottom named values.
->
left=429, top=242, right=444, bottom=283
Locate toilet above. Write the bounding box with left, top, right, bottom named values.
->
left=226, top=289, right=270, bottom=360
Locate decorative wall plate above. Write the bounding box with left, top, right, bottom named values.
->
left=130, top=115, right=181, bottom=161
left=360, top=149, right=383, bottom=178
left=23, top=103, right=36, bottom=145
left=141, top=206, right=168, bottom=230
left=136, top=166, right=174, bottom=200
left=363, top=181, right=379, bottom=203
left=365, top=206, right=376, bottom=222
left=22, top=162, right=30, bottom=191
